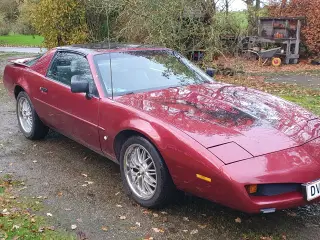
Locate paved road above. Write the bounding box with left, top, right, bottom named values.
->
left=1, top=54, right=320, bottom=240
left=0, top=47, right=46, bottom=53
left=267, top=74, right=320, bottom=90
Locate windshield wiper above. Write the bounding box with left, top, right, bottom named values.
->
left=122, top=91, right=135, bottom=96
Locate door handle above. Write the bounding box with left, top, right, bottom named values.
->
left=40, top=87, right=48, bottom=93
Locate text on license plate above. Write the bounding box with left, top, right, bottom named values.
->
left=304, top=180, right=320, bottom=201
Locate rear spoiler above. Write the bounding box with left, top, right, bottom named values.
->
left=8, top=56, right=39, bottom=67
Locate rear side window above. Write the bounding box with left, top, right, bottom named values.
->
left=47, top=52, right=98, bottom=96
left=24, top=54, right=43, bottom=66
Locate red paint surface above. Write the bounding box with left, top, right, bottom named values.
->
left=3, top=46, right=320, bottom=213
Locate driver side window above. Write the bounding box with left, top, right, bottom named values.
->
left=47, top=52, right=99, bottom=97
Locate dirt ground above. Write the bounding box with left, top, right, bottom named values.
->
left=1, top=53, right=320, bottom=240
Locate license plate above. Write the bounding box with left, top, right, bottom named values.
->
left=303, top=179, right=320, bottom=201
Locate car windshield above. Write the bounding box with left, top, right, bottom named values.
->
left=94, top=50, right=214, bottom=96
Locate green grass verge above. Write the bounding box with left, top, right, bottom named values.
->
left=280, top=95, right=320, bottom=116
left=0, top=34, right=44, bottom=47
left=0, top=176, right=74, bottom=240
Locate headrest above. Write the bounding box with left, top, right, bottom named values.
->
left=70, top=59, right=87, bottom=75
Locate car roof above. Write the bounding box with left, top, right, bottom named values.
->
left=57, top=43, right=168, bottom=55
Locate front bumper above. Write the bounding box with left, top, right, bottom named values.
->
left=218, top=140, right=320, bottom=213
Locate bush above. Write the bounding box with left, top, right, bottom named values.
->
left=29, top=0, right=88, bottom=48
left=12, top=20, right=35, bottom=35
left=114, top=0, right=243, bottom=56
left=0, top=22, right=10, bottom=36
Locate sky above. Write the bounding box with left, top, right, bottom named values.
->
left=229, top=0, right=248, bottom=11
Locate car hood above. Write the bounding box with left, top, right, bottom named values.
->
left=115, top=83, right=320, bottom=161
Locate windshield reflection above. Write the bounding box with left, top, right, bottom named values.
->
left=94, top=50, right=213, bottom=96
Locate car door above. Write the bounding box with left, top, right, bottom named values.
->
left=33, top=51, right=102, bottom=153
left=32, top=51, right=76, bottom=136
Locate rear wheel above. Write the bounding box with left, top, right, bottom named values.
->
left=120, top=136, right=175, bottom=208
left=16, top=91, right=49, bottom=140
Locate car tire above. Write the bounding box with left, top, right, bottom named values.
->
left=120, top=136, right=175, bottom=208
left=16, top=91, right=49, bottom=140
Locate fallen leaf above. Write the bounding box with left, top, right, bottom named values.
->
left=116, top=204, right=122, bottom=208
left=183, top=217, right=189, bottom=221
left=182, top=230, right=188, bottom=233
left=12, top=236, right=20, bottom=240
left=144, top=236, right=154, bottom=240
left=235, top=217, right=242, bottom=223
left=71, top=224, right=77, bottom=230
left=18, top=186, right=27, bottom=191
left=115, top=192, right=120, bottom=196
left=47, top=226, right=55, bottom=231
left=12, top=225, right=20, bottom=230
left=135, top=222, right=141, bottom=227
left=31, top=218, right=36, bottom=223
left=32, top=160, right=37, bottom=163
left=143, top=210, right=152, bottom=215
left=81, top=173, right=88, bottom=178
left=46, top=213, right=53, bottom=217
left=190, top=229, right=198, bottom=235
left=82, top=184, right=88, bottom=187
left=101, top=226, right=108, bottom=231
left=287, top=211, right=297, bottom=217
left=119, top=215, right=126, bottom=220
left=260, top=237, right=272, bottom=240
left=152, top=227, right=164, bottom=233
left=57, top=192, right=63, bottom=197
left=153, top=213, right=159, bottom=218
left=65, top=208, right=72, bottom=211
left=85, top=181, right=94, bottom=185
left=160, top=211, right=168, bottom=215
left=38, top=227, right=45, bottom=232
left=198, top=224, right=207, bottom=229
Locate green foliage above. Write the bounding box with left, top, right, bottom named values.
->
left=29, top=0, right=88, bottom=48
left=281, top=95, right=320, bottom=116
left=0, top=0, right=19, bottom=22
left=114, top=0, right=244, bottom=56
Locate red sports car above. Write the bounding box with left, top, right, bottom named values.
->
left=3, top=44, right=320, bottom=213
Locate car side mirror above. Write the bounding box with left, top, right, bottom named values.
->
left=71, top=77, right=92, bottom=99
left=206, top=68, right=215, bottom=77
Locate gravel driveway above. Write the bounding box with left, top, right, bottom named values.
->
left=1, top=52, right=320, bottom=240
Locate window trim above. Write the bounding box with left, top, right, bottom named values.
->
left=45, top=50, right=100, bottom=98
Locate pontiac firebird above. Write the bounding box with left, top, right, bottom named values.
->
left=3, top=44, right=320, bottom=213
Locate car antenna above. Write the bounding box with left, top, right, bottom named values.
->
left=107, top=3, right=114, bottom=99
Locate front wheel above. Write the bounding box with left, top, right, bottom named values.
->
left=120, top=136, right=175, bottom=208
left=16, top=91, right=49, bottom=140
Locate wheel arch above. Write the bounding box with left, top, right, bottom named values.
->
left=113, top=129, right=161, bottom=162
left=14, top=85, right=25, bottom=99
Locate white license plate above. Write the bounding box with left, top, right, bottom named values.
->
left=304, top=179, right=320, bottom=201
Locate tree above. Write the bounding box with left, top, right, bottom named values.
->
left=29, top=0, right=88, bottom=48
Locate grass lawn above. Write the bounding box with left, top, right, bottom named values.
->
left=281, top=95, right=320, bottom=116
left=0, top=34, right=44, bottom=47
left=216, top=75, right=320, bottom=116
left=0, top=175, right=74, bottom=239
